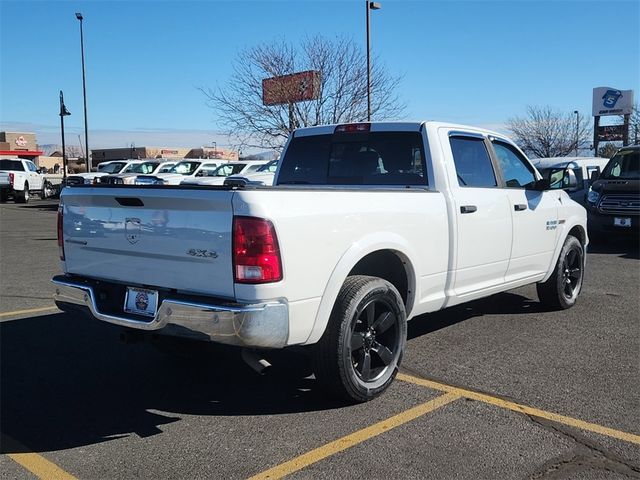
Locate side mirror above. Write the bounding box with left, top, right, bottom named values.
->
left=562, top=169, right=578, bottom=191
left=533, top=178, right=551, bottom=191
left=590, top=170, right=600, bottom=183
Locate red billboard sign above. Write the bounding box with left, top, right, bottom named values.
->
left=262, top=70, right=321, bottom=106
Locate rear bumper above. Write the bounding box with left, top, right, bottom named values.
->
left=52, top=275, right=289, bottom=348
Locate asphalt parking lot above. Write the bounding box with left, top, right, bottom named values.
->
left=1, top=198, right=639, bottom=480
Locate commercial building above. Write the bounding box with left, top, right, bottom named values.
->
left=91, top=146, right=238, bottom=168
left=0, top=132, right=43, bottom=161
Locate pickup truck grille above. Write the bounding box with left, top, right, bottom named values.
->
left=102, top=177, right=124, bottom=185
left=598, top=194, right=640, bottom=215
left=65, top=177, right=86, bottom=186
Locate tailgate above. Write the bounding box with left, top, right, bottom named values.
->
left=61, top=187, right=236, bottom=299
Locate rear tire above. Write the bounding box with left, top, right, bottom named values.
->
left=312, top=275, right=406, bottom=403
left=537, top=235, right=584, bottom=310
left=16, top=183, right=29, bottom=203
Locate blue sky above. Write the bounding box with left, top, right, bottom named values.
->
left=1, top=0, right=639, bottom=150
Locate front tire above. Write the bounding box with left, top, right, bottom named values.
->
left=41, top=180, right=54, bottom=199
left=537, top=235, right=584, bottom=310
left=312, top=275, right=407, bottom=403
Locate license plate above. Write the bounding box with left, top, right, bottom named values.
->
left=614, top=217, right=632, bottom=227
left=124, top=287, right=159, bottom=317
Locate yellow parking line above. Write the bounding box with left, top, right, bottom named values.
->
left=0, top=306, right=58, bottom=318
left=397, top=373, right=640, bottom=445
left=3, top=435, right=77, bottom=480
left=249, top=391, right=460, bottom=480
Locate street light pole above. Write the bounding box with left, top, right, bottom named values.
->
left=59, top=91, right=71, bottom=182
left=76, top=12, right=90, bottom=173
left=573, top=110, right=579, bottom=156
left=366, top=1, right=381, bottom=121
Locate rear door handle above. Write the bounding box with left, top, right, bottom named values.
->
left=460, top=205, right=477, bottom=214
left=514, top=204, right=527, bottom=211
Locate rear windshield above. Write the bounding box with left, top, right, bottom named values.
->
left=278, top=131, right=427, bottom=186
left=602, top=149, right=640, bottom=180
left=0, top=159, right=24, bottom=171
left=123, top=162, right=159, bottom=174
left=210, top=163, right=247, bottom=177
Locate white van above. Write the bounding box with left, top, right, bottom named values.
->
left=533, top=156, right=610, bottom=205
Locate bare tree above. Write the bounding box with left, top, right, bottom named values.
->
left=507, top=106, right=591, bottom=158
left=598, top=143, right=620, bottom=158
left=200, top=35, right=405, bottom=149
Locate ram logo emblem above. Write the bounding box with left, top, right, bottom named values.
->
left=125, top=218, right=142, bottom=244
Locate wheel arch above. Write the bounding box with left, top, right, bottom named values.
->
left=304, top=233, right=418, bottom=345
left=540, top=220, right=587, bottom=283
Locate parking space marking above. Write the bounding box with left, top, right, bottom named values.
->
left=3, top=435, right=77, bottom=480
left=249, top=391, right=460, bottom=480
left=0, top=306, right=58, bottom=318
left=397, top=373, right=640, bottom=445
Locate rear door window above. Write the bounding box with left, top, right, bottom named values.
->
left=278, top=131, right=427, bottom=186
left=449, top=136, right=497, bottom=188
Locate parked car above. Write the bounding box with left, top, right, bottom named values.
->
left=135, top=160, right=228, bottom=185
left=100, top=160, right=178, bottom=185
left=532, top=157, right=610, bottom=206
left=65, top=160, right=143, bottom=186
left=0, top=158, right=53, bottom=203
left=585, top=146, right=639, bottom=236
left=53, top=121, right=587, bottom=403
left=180, top=160, right=269, bottom=186
left=223, top=159, right=280, bottom=186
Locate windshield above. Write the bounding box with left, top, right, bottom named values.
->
left=210, top=163, right=247, bottom=177
left=167, top=161, right=202, bottom=175
left=602, top=150, right=640, bottom=180
left=98, top=162, right=127, bottom=174
left=123, top=162, right=159, bottom=174
left=278, top=131, right=427, bottom=185
left=257, top=160, right=278, bottom=172
left=0, top=159, right=24, bottom=171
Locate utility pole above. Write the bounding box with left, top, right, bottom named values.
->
left=76, top=12, right=90, bottom=172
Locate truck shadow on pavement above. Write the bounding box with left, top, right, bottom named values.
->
left=0, top=312, right=340, bottom=454
left=408, top=291, right=544, bottom=340
left=0, top=288, right=589, bottom=454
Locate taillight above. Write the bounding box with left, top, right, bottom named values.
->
left=335, top=123, right=370, bottom=134
left=57, top=206, right=65, bottom=260
left=233, top=216, right=282, bottom=283
left=9, top=172, right=14, bottom=187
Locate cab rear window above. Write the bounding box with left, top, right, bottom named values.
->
left=278, top=132, right=427, bottom=186
left=0, top=160, right=24, bottom=171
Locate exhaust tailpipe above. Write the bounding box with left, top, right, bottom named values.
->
left=241, top=348, right=272, bottom=375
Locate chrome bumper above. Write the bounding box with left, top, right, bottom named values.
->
left=52, top=276, right=289, bottom=348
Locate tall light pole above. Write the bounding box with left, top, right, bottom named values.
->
left=59, top=91, right=71, bottom=182
left=76, top=12, right=90, bottom=173
left=366, top=1, right=381, bottom=121
left=573, top=110, right=579, bottom=156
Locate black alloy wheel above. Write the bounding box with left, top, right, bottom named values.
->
left=348, top=294, right=401, bottom=383
left=313, top=275, right=407, bottom=403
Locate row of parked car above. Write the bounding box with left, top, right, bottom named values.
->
left=65, top=158, right=279, bottom=188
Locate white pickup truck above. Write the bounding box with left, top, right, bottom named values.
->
left=53, top=122, right=587, bottom=402
left=0, top=158, right=52, bottom=203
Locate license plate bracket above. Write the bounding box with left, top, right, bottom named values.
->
left=124, top=287, right=159, bottom=317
